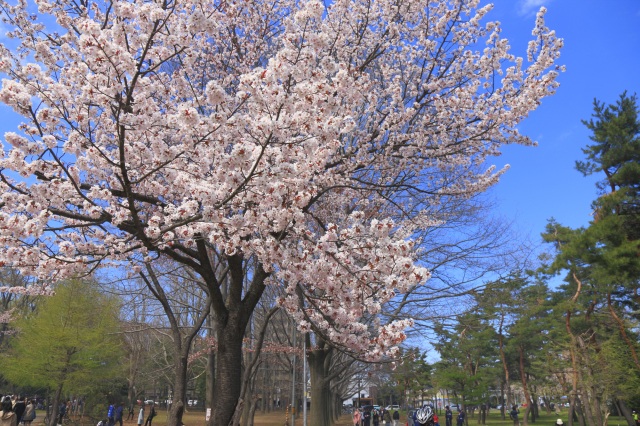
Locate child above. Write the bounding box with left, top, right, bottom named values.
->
left=434, top=413, right=441, bottom=426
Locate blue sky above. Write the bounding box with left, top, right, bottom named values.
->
left=486, top=0, right=640, bottom=243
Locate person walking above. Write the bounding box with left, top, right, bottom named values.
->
left=23, top=400, right=36, bottom=426
left=383, top=409, right=392, bottom=425
left=0, top=397, right=17, bottom=426
left=372, top=409, right=380, bottom=426
left=353, top=409, right=362, bottom=426
left=115, top=403, right=124, bottom=426
left=392, top=409, right=400, bottom=426
left=127, top=403, right=134, bottom=421
left=107, top=403, right=115, bottom=426
left=445, top=406, right=453, bottom=426
left=137, top=404, right=145, bottom=426
left=143, top=403, right=156, bottom=426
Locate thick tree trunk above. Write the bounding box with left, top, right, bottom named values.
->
left=204, top=256, right=268, bottom=426
left=247, top=399, right=259, bottom=426
left=167, top=354, right=188, bottom=426
left=211, top=312, right=247, bottom=426
left=616, top=399, right=635, bottom=426
left=49, top=384, right=63, bottom=426
left=206, top=307, right=216, bottom=412
left=574, top=399, right=586, bottom=426
left=308, top=344, right=333, bottom=426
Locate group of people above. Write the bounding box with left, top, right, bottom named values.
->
left=0, top=395, right=36, bottom=426
left=56, top=398, right=86, bottom=425
left=352, top=405, right=467, bottom=426
left=414, top=405, right=464, bottom=426
left=352, top=407, right=401, bottom=426
left=136, top=401, right=156, bottom=426
left=97, top=401, right=156, bottom=426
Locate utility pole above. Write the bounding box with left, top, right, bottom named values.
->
left=303, top=336, right=307, bottom=426
left=291, top=320, right=297, bottom=425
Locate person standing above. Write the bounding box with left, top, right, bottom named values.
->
left=115, top=403, right=124, bottom=426
left=363, top=409, right=372, bottom=426
left=59, top=401, right=67, bottom=425
left=143, top=403, right=156, bottom=426
left=510, top=406, right=520, bottom=426
left=445, top=406, right=453, bottom=426
left=456, top=409, right=465, bottom=426
left=137, top=404, right=145, bottom=426
left=23, top=400, right=35, bottom=426
left=0, top=397, right=17, bottom=426
left=11, top=398, right=24, bottom=425
left=127, top=403, right=134, bottom=421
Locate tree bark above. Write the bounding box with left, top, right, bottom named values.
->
left=206, top=305, right=216, bottom=412
left=166, top=355, right=188, bottom=426
left=204, top=255, right=268, bottom=426
left=308, top=342, right=333, bottom=426
left=49, top=383, right=63, bottom=426
left=498, top=313, right=512, bottom=410
left=233, top=307, right=278, bottom=426
left=212, top=309, right=251, bottom=425
left=518, top=346, right=531, bottom=426
left=140, top=264, right=211, bottom=426
left=616, top=399, right=636, bottom=426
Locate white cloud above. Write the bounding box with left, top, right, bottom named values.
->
left=518, top=0, right=551, bottom=16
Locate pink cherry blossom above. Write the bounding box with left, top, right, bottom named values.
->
left=0, top=0, right=561, bottom=370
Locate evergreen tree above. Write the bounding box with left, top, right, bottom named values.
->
left=542, top=92, right=640, bottom=426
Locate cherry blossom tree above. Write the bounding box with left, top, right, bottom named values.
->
left=0, top=0, right=562, bottom=423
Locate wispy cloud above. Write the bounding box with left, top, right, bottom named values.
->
left=518, top=0, right=552, bottom=16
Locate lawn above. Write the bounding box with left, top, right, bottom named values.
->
left=34, top=408, right=628, bottom=426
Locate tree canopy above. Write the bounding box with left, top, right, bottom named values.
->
left=0, top=0, right=563, bottom=423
